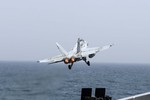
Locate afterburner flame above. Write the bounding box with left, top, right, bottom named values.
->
left=70, top=57, right=75, bottom=63
left=64, top=58, right=69, bottom=64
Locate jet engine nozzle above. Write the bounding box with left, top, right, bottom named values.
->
left=64, top=58, right=69, bottom=64
left=70, top=57, right=76, bottom=63
left=64, top=57, right=76, bottom=64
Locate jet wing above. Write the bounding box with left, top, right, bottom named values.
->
left=81, top=44, right=113, bottom=57
left=99, top=44, right=113, bottom=51
left=38, top=54, right=66, bottom=64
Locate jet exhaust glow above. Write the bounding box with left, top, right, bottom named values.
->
left=70, top=57, right=76, bottom=63
left=64, top=58, right=69, bottom=64
left=64, top=57, right=76, bottom=64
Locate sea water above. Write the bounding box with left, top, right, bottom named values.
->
left=0, top=62, right=150, bottom=100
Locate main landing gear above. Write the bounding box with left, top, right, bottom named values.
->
left=86, top=61, right=90, bottom=66
left=82, top=57, right=90, bottom=66
left=68, top=63, right=73, bottom=70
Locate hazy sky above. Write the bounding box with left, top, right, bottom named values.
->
left=0, top=0, right=150, bottom=64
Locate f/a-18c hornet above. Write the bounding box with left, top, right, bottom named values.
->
left=37, top=38, right=113, bottom=70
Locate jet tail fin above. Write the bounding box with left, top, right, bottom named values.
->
left=77, top=38, right=81, bottom=53
left=56, top=42, right=68, bottom=56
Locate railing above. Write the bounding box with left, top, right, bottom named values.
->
left=118, top=92, right=150, bottom=100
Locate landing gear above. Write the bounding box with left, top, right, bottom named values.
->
left=82, top=57, right=90, bottom=66
left=68, top=63, right=74, bottom=70
left=68, top=65, right=72, bottom=70
left=86, top=61, right=90, bottom=66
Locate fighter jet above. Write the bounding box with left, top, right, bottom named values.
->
left=38, top=38, right=113, bottom=70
